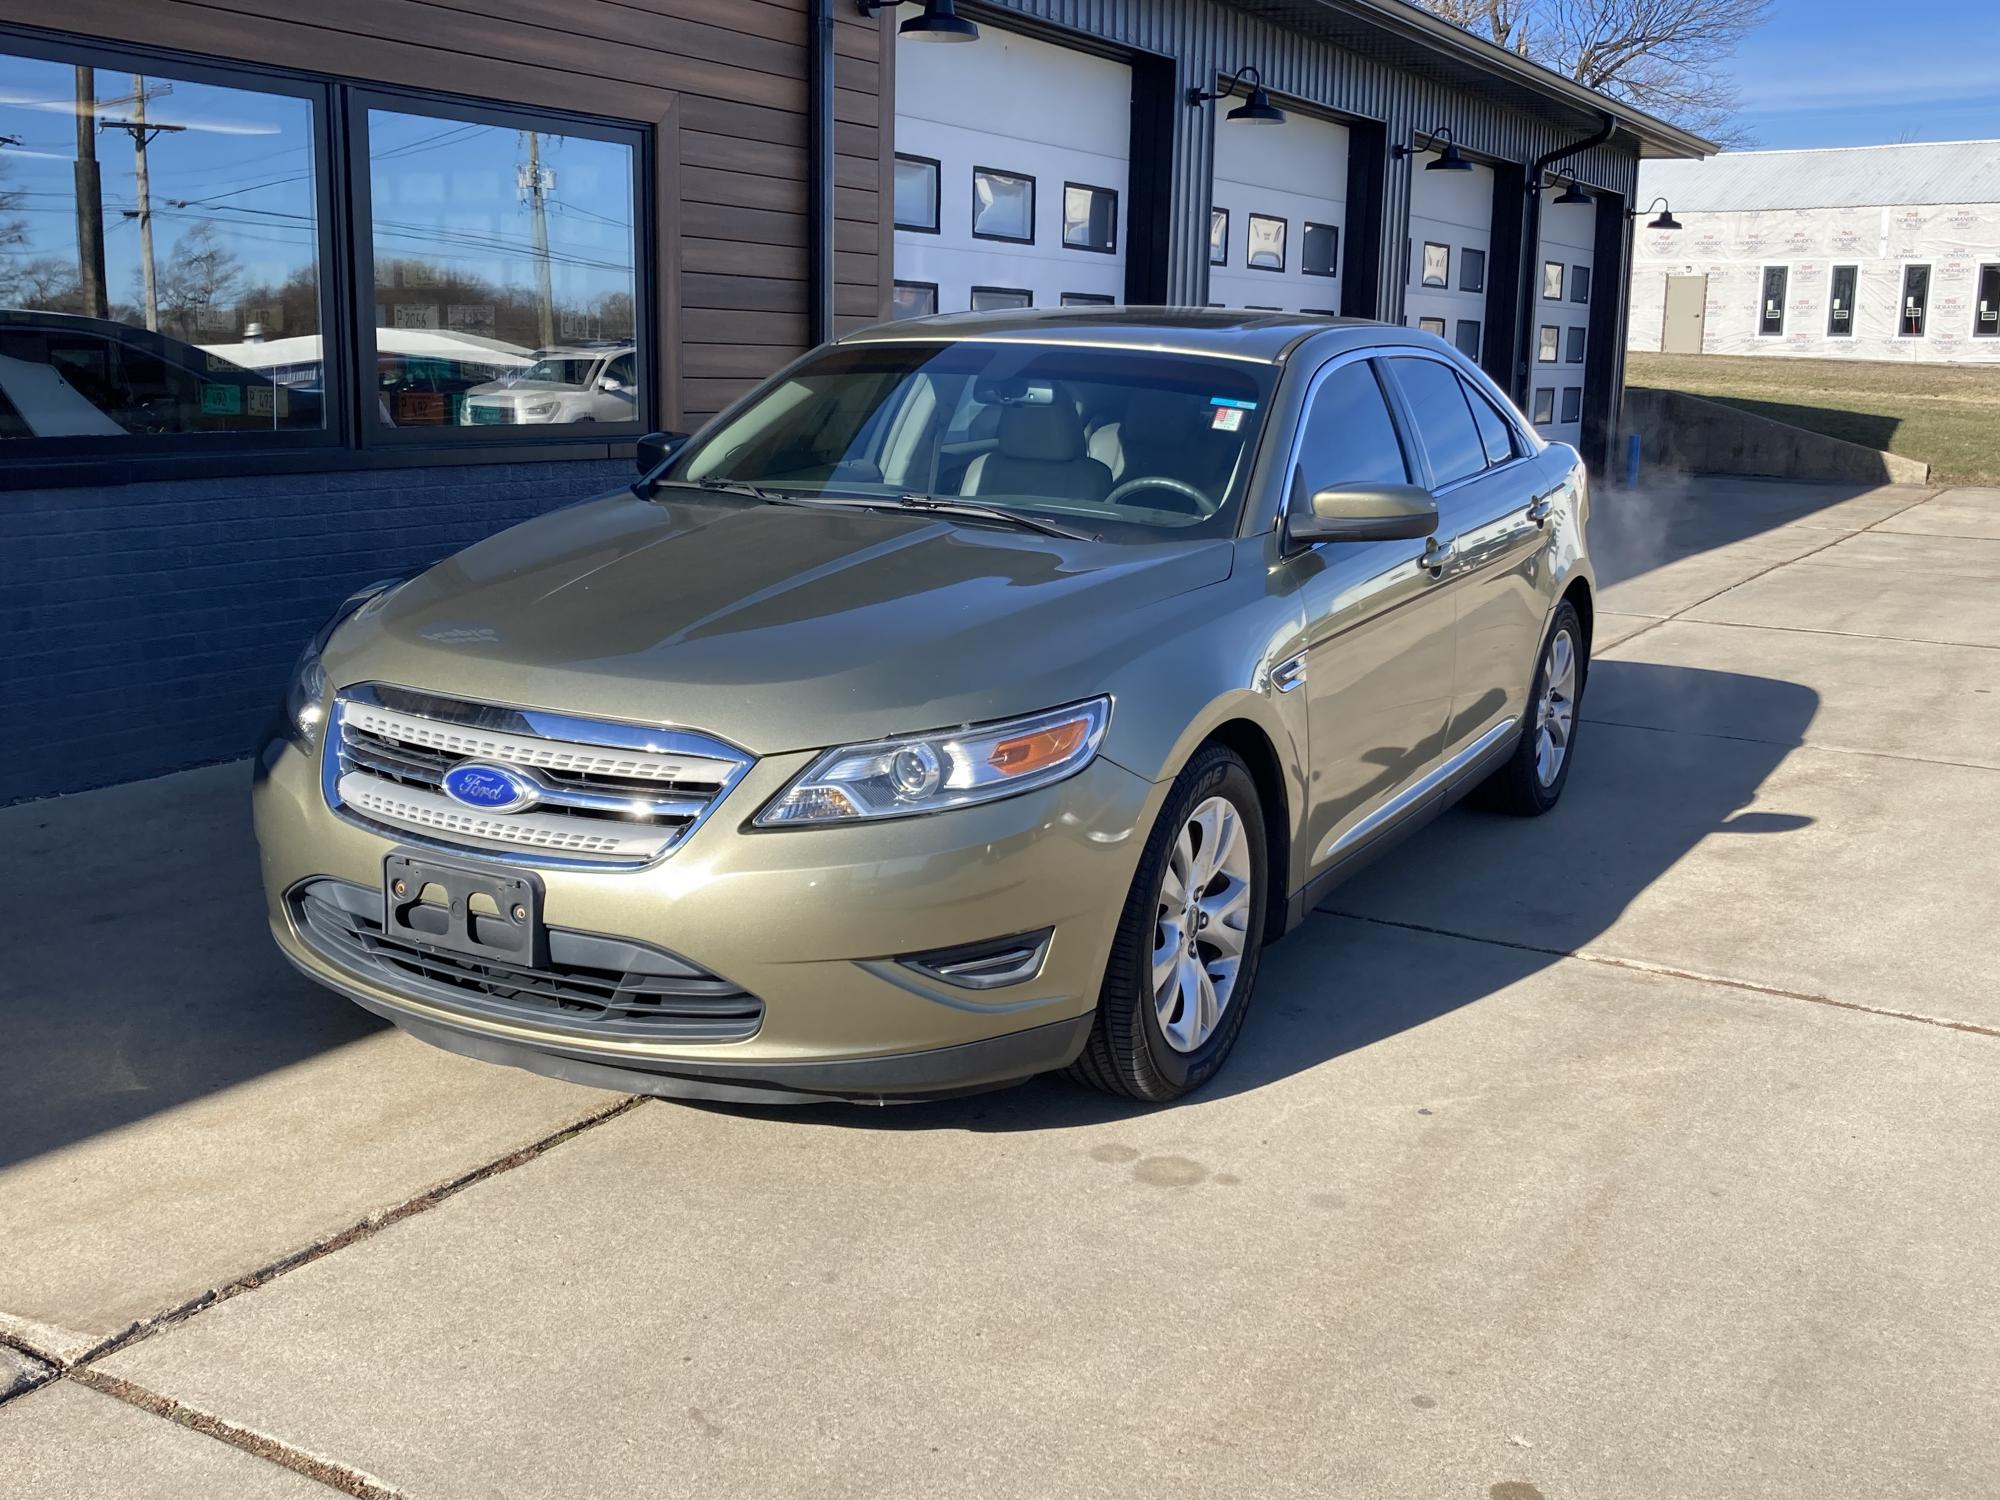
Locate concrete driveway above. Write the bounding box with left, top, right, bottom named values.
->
left=4, top=477, right=1997, bottom=1499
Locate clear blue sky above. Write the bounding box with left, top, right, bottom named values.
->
left=1727, top=0, right=2000, bottom=149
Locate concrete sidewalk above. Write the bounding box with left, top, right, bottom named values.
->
left=4, top=477, right=1998, bottom=1498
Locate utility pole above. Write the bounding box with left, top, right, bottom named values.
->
left=73, top=66, right=109, bottom=319
left=99, top=75, right=181, bottom=332
left=521, top=131, right=555, bottom=348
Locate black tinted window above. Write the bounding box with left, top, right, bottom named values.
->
left=1293, top=361, right=1408, bottom=496
left=1389, top=357, right=1486, bottom=486
left=1463, top=379, right=1517, bottom=466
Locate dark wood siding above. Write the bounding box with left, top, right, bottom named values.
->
left=4, top=0, right=897, bottom=426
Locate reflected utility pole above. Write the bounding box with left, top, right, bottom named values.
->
left=99, top=75, right=181, bottom=331
left=520, top=131, right=555, bottom=348
left=73, top=66, right=109, bottom=319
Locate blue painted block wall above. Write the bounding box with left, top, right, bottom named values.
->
left=1, top=459, right=629, bottom=804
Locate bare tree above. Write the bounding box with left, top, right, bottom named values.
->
left=155, top=221, right=244, bottom=341
left=1414, top=0, right=1770, bottom=141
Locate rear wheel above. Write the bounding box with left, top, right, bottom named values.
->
left=1481, top=599, right=1586, bottom=816
left=1067, top=745, right=1268, bottom=1101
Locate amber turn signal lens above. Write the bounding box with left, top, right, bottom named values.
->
left=989, top=718, right=1088, bottom=776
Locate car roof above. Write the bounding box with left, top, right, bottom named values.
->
left=840, top=307, right=1396, bottom=364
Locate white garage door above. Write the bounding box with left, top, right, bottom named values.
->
left=1209, top=112, right=1348, bottom=314
left=1405, top=152, right=1494, bottom=365
left=892, top=26, right=1129, bottom=317
left=1531, top=187, right=1596, bottom=443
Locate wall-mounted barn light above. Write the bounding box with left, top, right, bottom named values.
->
left=857, top=0, right=978, bottom=42
left=1187, top=65, right=1286, bottom=125
left=1552, top=173, right=1594, bottom=205
left=1394, top=125, right=1472, bottom=171
left=1635, top=196, right=1681, bottom=230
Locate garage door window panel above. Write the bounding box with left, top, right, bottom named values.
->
left=1560, top=387, right=1582, bottom=423
left=970, top=286, right=1032, bottom=312
left=1210, top=209, right=1229, bottom=267
left=1542, top=262, right=1564, bottom=301
left=1532, top=387, right=1554, bottom=424
left=1061, top=293, right=1115, bottom=307
left=894, top=282, right=939, bottom=320
left=1303, top=223, right=1339, bottom=278
left=1386, top=356, right=1487, bottom=488
left=1570, top=266, right=1591, bottom=304
left=1062, top=184, right=1117, bottom=254
left=1565, top=327, right=1585, bottom=364
left=1454, top=320, right=1481, bottom=360
left=894, top=155, right=941, bottom=234
left=1247, top=214, right=1287, bottom=273
left=972, top=168, right=1036, bottom=244
left=1459, top=249, right=1485, bottom=294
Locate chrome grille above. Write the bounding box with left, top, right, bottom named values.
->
left=325, top=683, right=752, bottom=866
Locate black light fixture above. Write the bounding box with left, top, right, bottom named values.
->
left=1636, top=195, right=1681, bottom=230
left=1394, top=125, right=1472, bottom=171
left=1187, top=64, right=1286, bottom=125
left=856, top=0, right=978, bottom=43
left=1552, top=173, right=1593, bottom=206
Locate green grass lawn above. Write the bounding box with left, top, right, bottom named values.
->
left=1626, top=352, right=2000, bottom=486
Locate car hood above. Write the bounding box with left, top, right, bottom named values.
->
left=324, top=491, right=1235, bottom=754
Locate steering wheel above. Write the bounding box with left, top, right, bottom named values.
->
left=1104, top=475, right=1214, bottom=515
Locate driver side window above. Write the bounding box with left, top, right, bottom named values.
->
left=1290, top=360, right=1409, bottom=508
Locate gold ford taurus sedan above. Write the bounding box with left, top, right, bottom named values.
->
left=254, top=309, right=1593, bottom=1104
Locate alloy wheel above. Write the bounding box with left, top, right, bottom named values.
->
left=1535, top=626, right=1578, bottom=787
left=1152, top=794, right=1255, bottom=1053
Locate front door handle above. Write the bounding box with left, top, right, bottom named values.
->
left=1417, top=536, right=1454, bottom=576
left=1526, top=493, right=1556, bottom=526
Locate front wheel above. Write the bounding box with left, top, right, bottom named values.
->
left=1480, top=599, right=1587, bottom=816
left=1067, top=745, right=1268, bottom=1101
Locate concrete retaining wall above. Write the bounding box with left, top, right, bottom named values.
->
left=1622, top=387, right=1930, bottom=486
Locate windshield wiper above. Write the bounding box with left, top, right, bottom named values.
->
left=647, top=477, right=833, bottom=511
left=880, top=493, right=1099, bottom=542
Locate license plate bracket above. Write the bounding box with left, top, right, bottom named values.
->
left=384, top=853, right=545, bottom=968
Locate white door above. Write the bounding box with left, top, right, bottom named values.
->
left=1532, top=186, right=1596, bottom=443
left=892, top=26, right=1130, bottom=317
left=1405, top=153, right=1494, bottom=365
left=1209, top=112, right=1348, bottom=314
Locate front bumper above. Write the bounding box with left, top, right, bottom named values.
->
left=253, top=729, right=1161, bottom=1101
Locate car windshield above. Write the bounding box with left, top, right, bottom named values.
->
left=512, top=357, right=599, bottom=386
left=662, top=341, right=1280, bottom=540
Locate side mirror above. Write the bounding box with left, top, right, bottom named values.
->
left=635, top=430, right=692, bottom=476
left=1286, top=483, right=1438, bottom=544
left=599, top=376, right=625, bottom=393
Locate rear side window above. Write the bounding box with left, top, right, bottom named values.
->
left=1462, top=379, right=1517, bottom=466
left=1387, top=357, right=1486, bottom=486
left=1292, top=361, right=1408, bottom=498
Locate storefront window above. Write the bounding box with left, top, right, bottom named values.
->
left=363, top=107, right=639, bottom=431
left=0, top=49, right=323, bottom=440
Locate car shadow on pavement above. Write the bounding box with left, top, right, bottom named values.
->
left=723, top=660, right=1820, bottom=1134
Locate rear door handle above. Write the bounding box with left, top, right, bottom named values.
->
left=1526, top=494, right=1556, bottom=525
left=1417, top=537, right=1455, bottom=575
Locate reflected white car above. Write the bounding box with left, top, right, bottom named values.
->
left=460, top=346, right=637, bottom=426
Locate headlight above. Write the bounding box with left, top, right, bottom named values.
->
left=521, top=400, right=560, bottom=419
left=281, top=576, right=407, bottom=747
left=755, top=698, right=1112, bottom=826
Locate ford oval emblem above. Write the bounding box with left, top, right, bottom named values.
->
left=441, top=762, right=538, bottom=814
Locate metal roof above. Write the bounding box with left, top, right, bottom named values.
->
left=1232, top=0, right=1716, bottom=160
left=1639, top=140, right=2000, bottom=212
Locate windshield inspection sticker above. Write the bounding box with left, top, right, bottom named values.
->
left=1211, top=405, right=1245, bottom=431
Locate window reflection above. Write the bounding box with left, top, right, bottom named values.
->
left=0, top=51, right=322, bottom=438
left=365, top=109, right=638, bottom=427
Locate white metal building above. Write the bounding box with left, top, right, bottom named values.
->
left=1629, top=140, right=2000, bottom=363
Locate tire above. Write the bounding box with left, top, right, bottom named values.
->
left=1067, top=744, right=1269, bottom=1101
left=1480, top=599, right=1587, bottom=816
